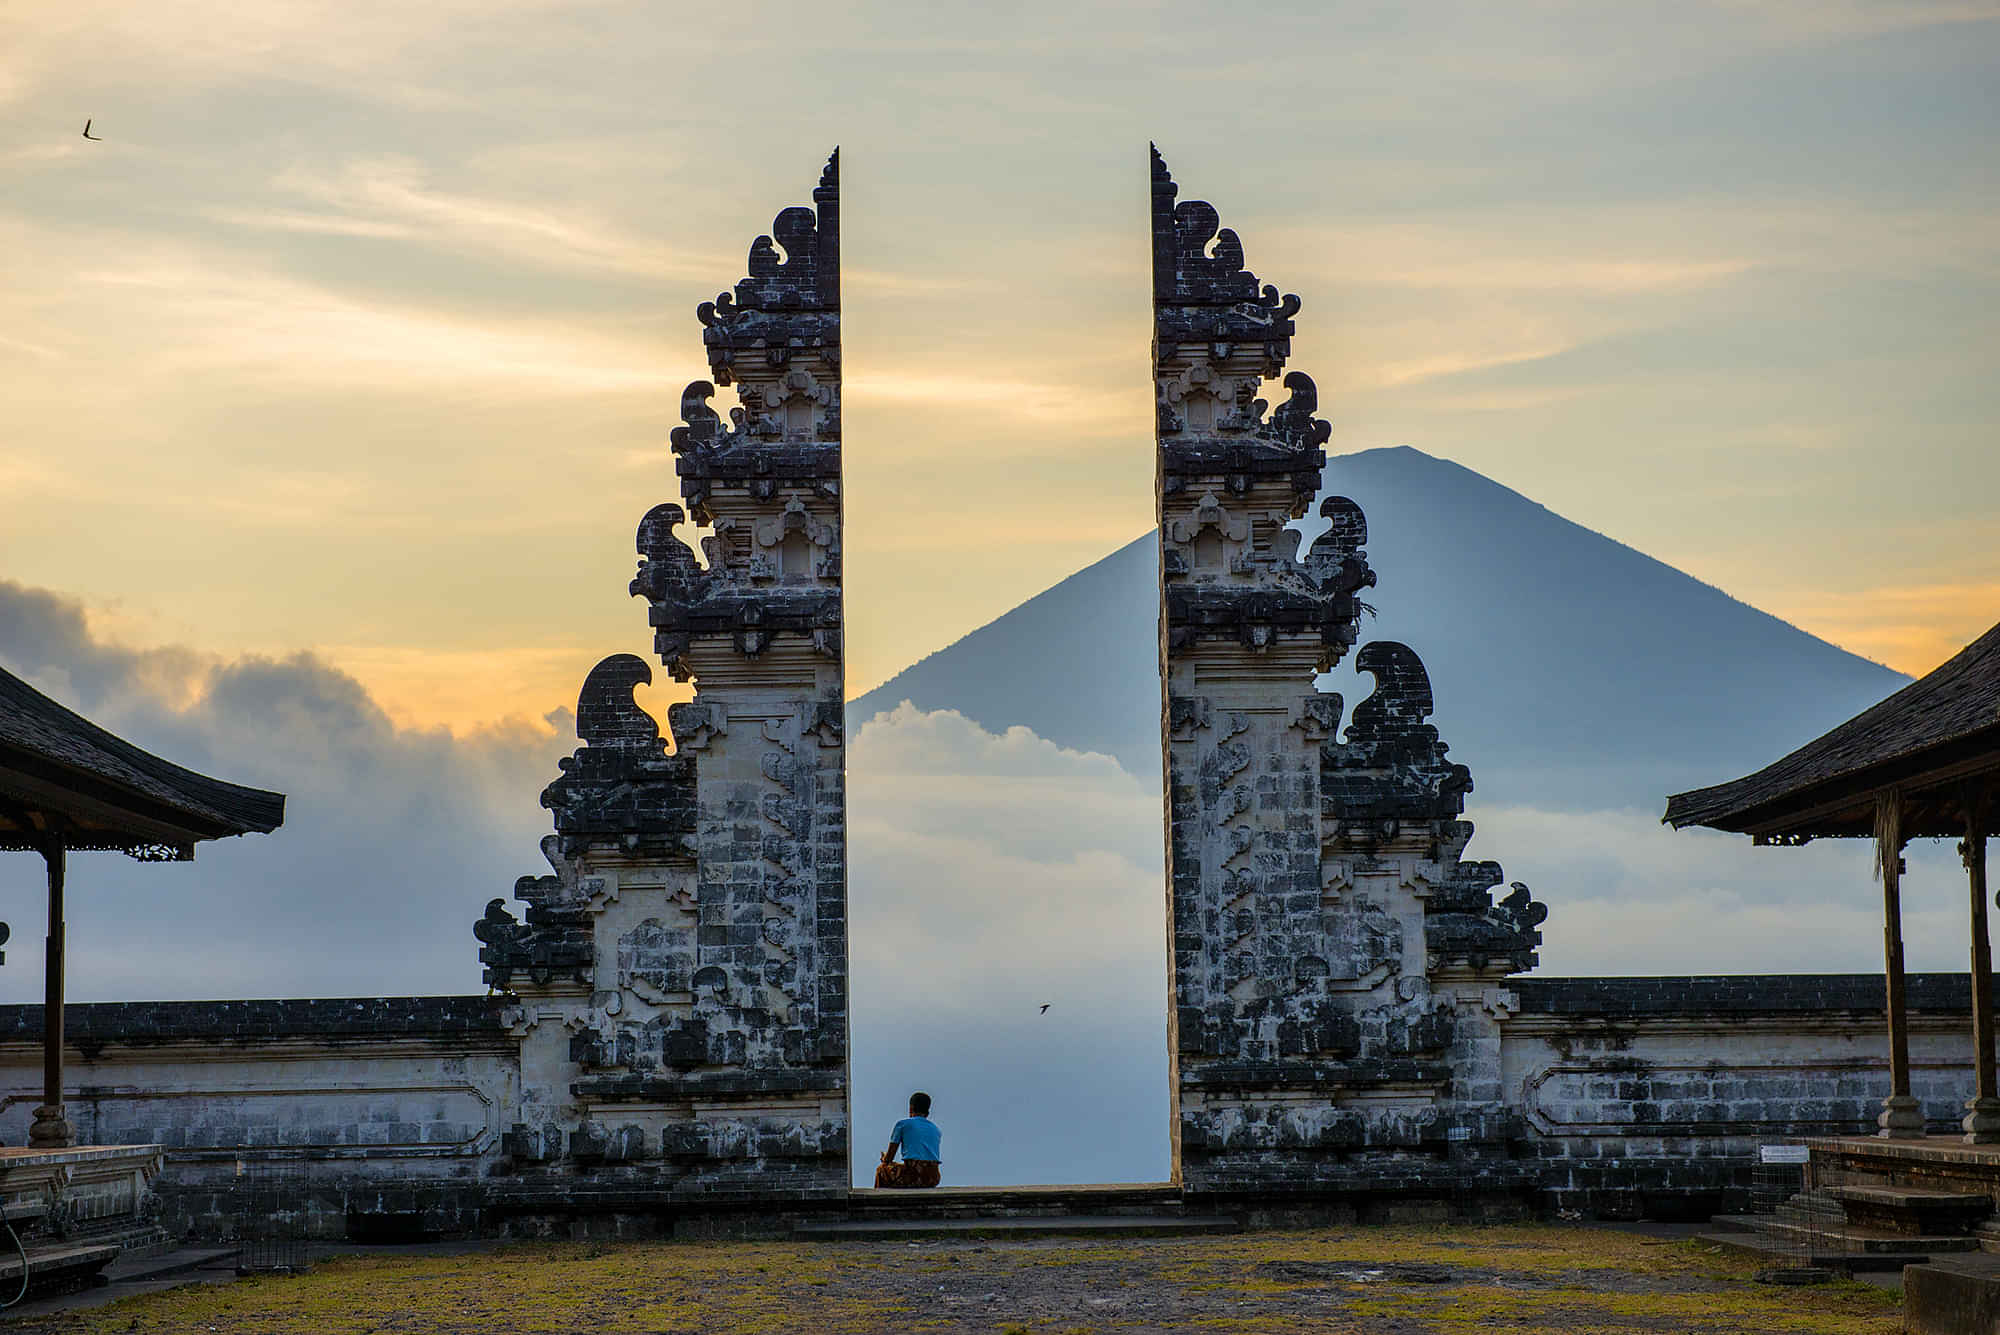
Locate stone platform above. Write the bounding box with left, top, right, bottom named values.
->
left=1806, top=1135, right=2000, bottom=1211
left=828, top=1183, right=1249, bottom=1237
left=0, top=1144, right=164, bottom=1240
left=488, top=1176, right=1539, bottom=1240
left=1828, top=1183, right=1993, bottom=1234
left=1906, top=1253, right=2000, bottom=1335
left=0, top=1144, right=166, bottom=1292
left=1703, top=1211, right=1979, bottom=1271
left=845, top=1184, right=1183, bottom=1220
left=1706, top=1136, right=2000, bottom=1276
left=796, top=1214, right=1237, bottom=1241
left=493, top=1181, right=1197, bottom=1240
left=1810, top=1135, right=2000, bottom=1260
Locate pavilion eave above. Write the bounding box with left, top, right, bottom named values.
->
left=1, top=662, right=286, bottom=1151
left=1666, top=620, right=2000, bottom=841
left=0, top=755, right=219, bottom=859
left=1675, top=724, right=2000, bottom=845
left=1662, top=615, right=2000, bottom=1145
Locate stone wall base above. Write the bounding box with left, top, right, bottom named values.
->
left=1535, top=1159, right=1749, bottom=1222
left=1905, top=1258, right=2000, bottom=1335
left=159, top=1174, right=1556, bottom=1242
left=1187, top=1178, right=1538, bottom=1231
left=161, top=1174, right=859, bottom=1243
left=161, top=1176, right=489, bottom=1243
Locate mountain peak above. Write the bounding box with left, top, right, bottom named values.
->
left=851, top=452, right=1905, bottom=810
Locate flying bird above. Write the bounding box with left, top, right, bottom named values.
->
left=1039, top=1004, right=1051, bottom=1014
left=81, top=119, right=101, bottom=141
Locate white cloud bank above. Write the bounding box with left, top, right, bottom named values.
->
left=1474, top=803, right=1974, bottom=977
left=0, top=581, right=568, bottom=1001
left=848, top=703, right=1170, bottom=1187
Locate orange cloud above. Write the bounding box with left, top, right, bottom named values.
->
left=1772, top=582, right=2000, bottom=677
left=316, top=642, right=694, bottom=740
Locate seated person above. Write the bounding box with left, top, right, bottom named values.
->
left=874, top=1091, right=942, bottom=1189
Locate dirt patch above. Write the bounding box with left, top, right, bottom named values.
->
left=5, top=1226, right=1902, bottom=1335
left=1259, top=1259, right=1479, bottom=1284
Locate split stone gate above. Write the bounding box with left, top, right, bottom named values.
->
left=472, top=148, right=1547, bottom=1204
left=1, top=152, right=1972, bottom=1238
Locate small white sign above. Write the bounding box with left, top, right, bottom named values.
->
left=1759, top=1144, right=1811, bottom=1164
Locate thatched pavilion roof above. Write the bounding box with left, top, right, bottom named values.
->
left=0, top=665, right=284, bottom=859
left=1665, top=621, right=2000, bottom=842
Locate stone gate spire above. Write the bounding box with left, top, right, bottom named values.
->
left=1152, top=147, right=1545, bottom=1203
left=477, top=152, right=849, bottom=1193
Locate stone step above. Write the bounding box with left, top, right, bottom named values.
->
left=1791, top=1224, right=1980, bottom=1256
left=1697, top=1231, right=1932, bottom=1274
left=1825, top=1183, right=1993, bottom=1235
left=795, top=1213, right=1238, bottom=1241
left=1712, top=1203, right=1844, bottom=1235
left=1827, top=1185, right=1992, bottom=1209
left=72, top=1222, right=172, bottom=1256
left=0, top=1240, right=122, bottom=1285
left=1711, top=1215, right=1982, bottom=1257
left=1772, top=1189, right=1846, bottom=1218
left=1708, top=1213, right=1775, bottom=1234
left=101, top=1246, right=240, bottom=1285
left=842, top=1184, right=1185, bottom=1220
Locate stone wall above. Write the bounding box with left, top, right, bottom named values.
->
left=0, top=998, right=514, bottom=1238
left=0, top=977, right=1976, bottom=1234
left=1508, top=974, right=1992, bottom=1218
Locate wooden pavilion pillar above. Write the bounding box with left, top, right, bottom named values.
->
left=1964, top=782, right=2000, bottom=1143
left=29, top=838, right=73, bottom=1149
left=1877, top=790, right=1926, bottom=1138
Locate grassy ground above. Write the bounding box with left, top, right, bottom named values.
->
left=12, top=1225, right=1902, bottom=1335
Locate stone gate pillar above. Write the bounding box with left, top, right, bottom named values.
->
left=1152, top=147, right=1546, bottom=1204
left=476, top=153, right=849, bottom=1196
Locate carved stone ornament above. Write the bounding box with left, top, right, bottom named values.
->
left=1156, top=147, right=1546, bottom=1194
left=475, top=152, right=849, bottom=1188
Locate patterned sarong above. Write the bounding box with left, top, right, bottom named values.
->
left=874, top=1159, right=941, bottom=1189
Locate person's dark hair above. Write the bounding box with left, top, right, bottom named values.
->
left=909, top=1091, right=931, bottom=1117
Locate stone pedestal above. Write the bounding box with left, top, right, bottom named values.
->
left=27, top=1104, right=72, bottom=1150
left=1963, top=1096, right=2000, bottom=1144
left=1881, top=1092, right=1928, bottom=1138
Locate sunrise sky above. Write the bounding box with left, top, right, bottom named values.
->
left=5, top=1, right=1998, bottom=735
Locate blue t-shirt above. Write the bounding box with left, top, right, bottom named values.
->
left=890, top=1115, right=941, bottom=1162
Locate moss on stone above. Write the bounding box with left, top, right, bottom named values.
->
left=21, top=1226, right=1900, bottom=1335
